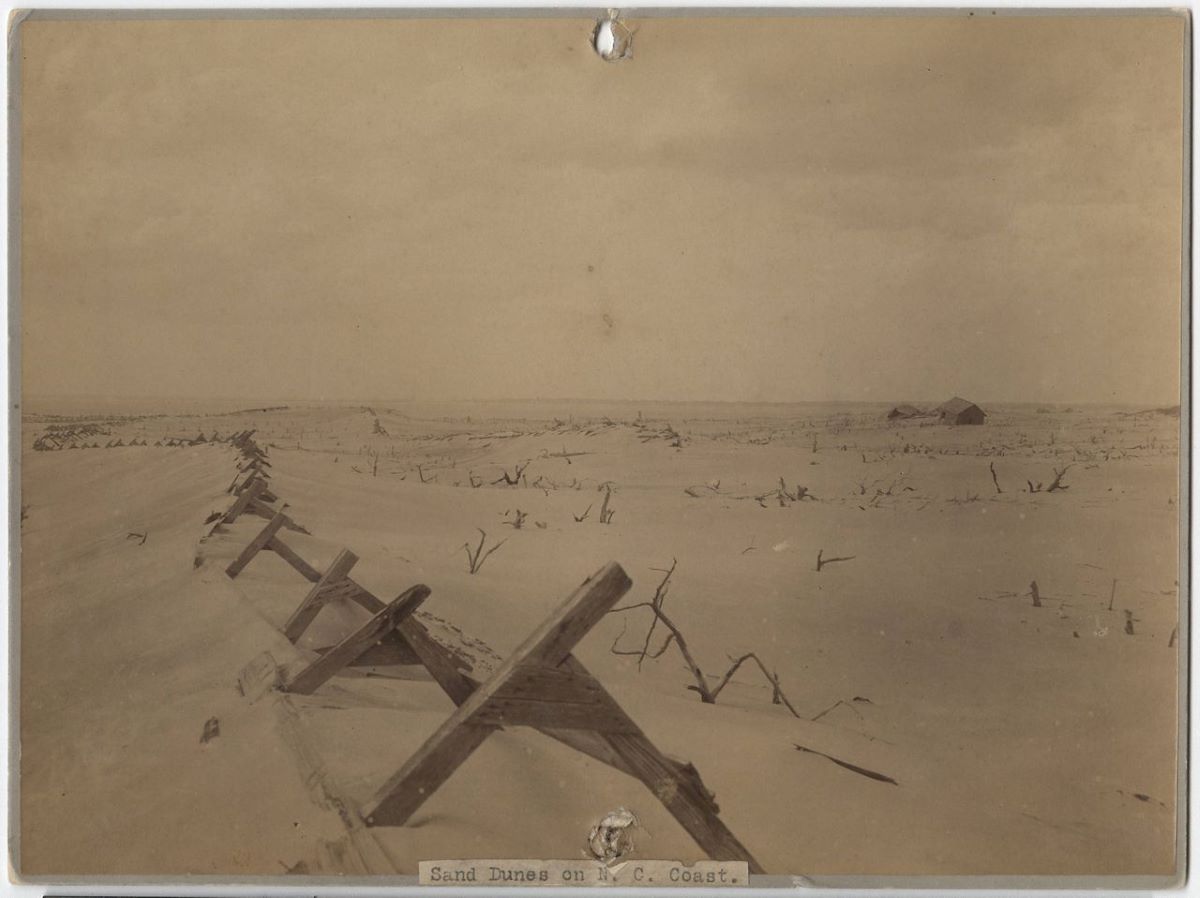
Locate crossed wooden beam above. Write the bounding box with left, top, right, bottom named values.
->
left=227, top=508, right=320, bottom=580
left=228, top=450, right=273, bottom=491
left=227, top=524, right=436, bottom=690
left=221, top=481, right=762, bottom=871
left=219, top=479, right=308, bottom=534
left=356, top=562, right=763, bottom=872
left=226, top=516, right=763, bottom=870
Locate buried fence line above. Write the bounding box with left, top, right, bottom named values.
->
left=33, top=427, right=244, bottom=451
left=356, top=560, right=765, bottom=873
left=212, top=445, right=764, bottom=872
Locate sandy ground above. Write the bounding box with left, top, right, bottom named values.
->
left=16, top=401, right=1183, bottom=878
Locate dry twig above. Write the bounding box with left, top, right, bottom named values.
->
left=463, top=528, right=506, bottom=574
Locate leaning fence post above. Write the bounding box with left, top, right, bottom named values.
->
left=283, top=585, right=431, bottom=694
left=283, top=549, right=359, bottom=643
left=226, top=511, right=290, bottom=579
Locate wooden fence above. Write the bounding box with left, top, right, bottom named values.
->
left=214, top=435, right=763, bottom=873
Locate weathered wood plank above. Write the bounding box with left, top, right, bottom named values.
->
left=284, top=549, right=359, bottom=643
left=603, top=731, right=764, bottom=873
left=248, top=498, right=306, bottom=531
left=239, top=475, right=272, bottom=491
left=402, top=637, right=641, bottom=778
left=354, top=564, right=758, bottom=868
left=360, top=562, right=631, bottom=826
left=267, top=535, right=322, bottom=582
left=364, top=619, right=758, bottom=864
left=548, top=661, right=720, bottom=816
left=237, top=651, right=281, bottom=702
left=395, top=617, right=478, bottom=706
left=361, top=722, right=495, bottom=826
left=225, top=511, right=288, bottom=578
left=343, top=579, right=386, bottom=614
left=665, top=758, right=721, bottom=815
left=235, top=471, right=271, bottom=493
left=302, top=578, right=419, bottom=672
left=313, top=578, right=367, bottom=607
left=284, top=585, right=431, bottom=694
left=346, top=634, right=423, bottom=667
left=221, top=478, right=266, bottom=523
left=398, top=643, right=637, bottom=777
left=338, top=585, right=475, bottom=683
left=492, top=664, right=607, bottom=704
left=514, top=562, right=633, bottom=668
left=535, top=655, right=642, bottom=777
left=245, top=501, right=276, bottom=522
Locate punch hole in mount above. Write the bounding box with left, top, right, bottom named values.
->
left=592, top=10, right=634, bottom=62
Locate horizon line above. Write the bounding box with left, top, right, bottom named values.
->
left=19, top=393, right=1182, bottom=409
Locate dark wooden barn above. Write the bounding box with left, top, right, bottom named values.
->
left=936, top=397, right=986, bottom=425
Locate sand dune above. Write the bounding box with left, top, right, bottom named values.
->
left=17, top=401, right=1181, bottom=878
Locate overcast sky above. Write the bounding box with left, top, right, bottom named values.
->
left=18, top=13, right=1186, bottom=405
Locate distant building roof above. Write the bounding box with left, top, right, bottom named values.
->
left=937, top=397, right=983, bottom=415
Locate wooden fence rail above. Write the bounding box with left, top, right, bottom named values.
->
left=215, top=441, right=763, bottom=874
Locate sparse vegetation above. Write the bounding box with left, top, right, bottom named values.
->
left=816, top=548, right=855, bottom=572
left=609, top=560, right=800, bottom=716
left=1028, top=464, right=1072, bottom=493
left=598, top=485, right=615, bottom=524
left=18, top=396, right=1183, bottom=876
left=462, top=528, right=506, bottom=574
left=492, top=461, right=529, bottom=487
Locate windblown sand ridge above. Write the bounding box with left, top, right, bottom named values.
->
left=17, top=402, right=1182, bottom=877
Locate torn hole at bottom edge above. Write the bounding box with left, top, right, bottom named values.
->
left=587, top=807, right=639, bottom=862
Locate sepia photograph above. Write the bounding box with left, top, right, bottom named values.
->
left=10, top=9, right=1188, bottom=884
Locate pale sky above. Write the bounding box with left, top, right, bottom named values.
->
left=17, top=13, right=1186, bottom=405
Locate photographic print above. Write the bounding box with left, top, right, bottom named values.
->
left=11, top=10, right=1188, bottom=883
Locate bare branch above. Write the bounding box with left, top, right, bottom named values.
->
left=1046, top=464, right=1073, bottom=492
left=491, top=461, right=529, bottom=486
left=608, top=561, right=800, bottom=715
left=816, top=549, right=856, bottom=572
